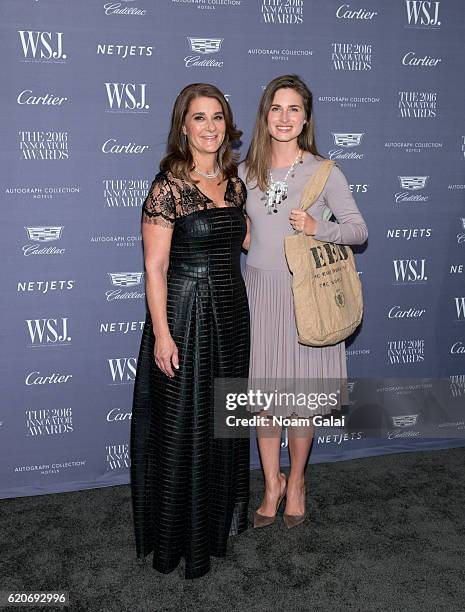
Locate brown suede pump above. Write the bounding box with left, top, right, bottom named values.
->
left=253, top=474, right=287, bottom=528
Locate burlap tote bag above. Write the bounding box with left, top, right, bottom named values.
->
left=284, top=159, right=363, bottom=346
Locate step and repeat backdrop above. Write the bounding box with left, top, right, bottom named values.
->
left=1, top=0, right=464, bottom=498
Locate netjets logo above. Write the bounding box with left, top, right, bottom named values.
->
left=23, top=226, right=66, bottom=256
left=395, top=176, right=429, bottom=203
left=398, top=176, right=428, bottom=190
left=18, top=31, right=67, bottom=62
left=108, top=272, right=143, bottom=287
left=104, top=83, right=149, bottom=113
left=108, top=358, right=137, bottom=384
left=392, top=414, right=419, bottom=427
left=26, top=317, right=71, bottom=347
left=405, top=1, right=441, bottom=28
left=185, top=38, right=224, bottom=68
left=458, top=218, right=465, bottom=244
left=188, top=38, right=223, bottom=54
left=329, top=133, right=364, bottom=160
left=25, top=226, right=63, bottom=242
left=106, top=273, right=145, bottom=301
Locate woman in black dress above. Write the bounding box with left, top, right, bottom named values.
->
left=130, top=83, right=250, bottom=579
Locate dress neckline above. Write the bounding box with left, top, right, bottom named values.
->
left=270, top=152, right=313, bottom=172
left=192, top=177, right=234, bottom=208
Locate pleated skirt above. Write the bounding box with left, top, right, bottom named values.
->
left=244, top=264, right=347, bottom=416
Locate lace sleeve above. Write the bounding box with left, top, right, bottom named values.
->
left=142, top=173, right=176, bottom=228
left=233, top=177, right=247, bottom=216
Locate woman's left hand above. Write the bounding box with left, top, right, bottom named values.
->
left=289, top=209, right=317, bottom=235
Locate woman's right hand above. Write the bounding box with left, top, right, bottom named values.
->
left=154, top=334, right=179, bottom=378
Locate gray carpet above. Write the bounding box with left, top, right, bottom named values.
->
left=1, top=448, right=464, bottom=612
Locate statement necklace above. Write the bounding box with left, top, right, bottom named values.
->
left=193, top=165, right=221, bottom=180
left=262, top=151, right=303, bottom=214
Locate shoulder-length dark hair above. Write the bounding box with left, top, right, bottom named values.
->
left=160, top=83, right=242, bottom=181
left=245, top=74, right=323, bottom=191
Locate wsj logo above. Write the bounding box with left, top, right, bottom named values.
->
left=185, top=38, right=223, bottom=68
left=108, top=358, right=137, bottom=384
left=455, top=298, right=465, bottom=321
left=395, top=176, right=429, bottom=203
left=457, top=218, right=465, bottom=244
left=23, top=226, right=66, bottom=256
left=329, top=133, right=364, bottom=160
left=26, top=318, right=71, bottom=346
left=18, top=31, right=66, bottom=62
left=105, top=83, right=149, bottom=112
left=393, top=259, right=427, bottom=283
left=106, top=272, right=145, bottom=300
left=405, top=1, right=441, bottom=28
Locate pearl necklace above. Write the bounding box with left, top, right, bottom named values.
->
left=193, top=165, right=221, bottom=179
left=262, top=151, right=303, bottom=214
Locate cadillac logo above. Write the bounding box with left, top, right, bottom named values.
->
left=392, top=414, right=419, bottom=428
left=398, top=176, right=428, bottom=190
left=187, top=38, right=223, bottom=55
left=25, top=226, right=64, bottom=242
left=332, top=133, right=364, bottom=148
left=108, top=272, right=144, bottom=287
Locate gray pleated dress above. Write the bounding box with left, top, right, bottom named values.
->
left=239, top=154, right=368, bottom=417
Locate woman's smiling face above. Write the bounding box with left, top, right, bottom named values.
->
left=267, top=88, right=307, bottom=144
left=183, top=96, right=226, bottom=157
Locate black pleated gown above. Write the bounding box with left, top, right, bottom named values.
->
left=130, top=172, right=250, bottom=579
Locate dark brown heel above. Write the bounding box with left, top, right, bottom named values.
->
left=253, top=474, right=287, bottom=529
left=283, top=513, right=306, bottom=529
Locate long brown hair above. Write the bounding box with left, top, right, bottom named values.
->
left=245, top=75, right=322, bottom=191
left=160, top=83, right=242, bottom=181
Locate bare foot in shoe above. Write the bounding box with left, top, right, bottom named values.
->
left=256, top=472, right=287, bottom=517
left=284, top=477, right=305, bottom=516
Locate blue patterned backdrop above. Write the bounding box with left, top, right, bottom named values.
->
left=1, top=0, right=464, bottom=498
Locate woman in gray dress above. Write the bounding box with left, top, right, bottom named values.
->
left=240, top=75, right=368, bottom=529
